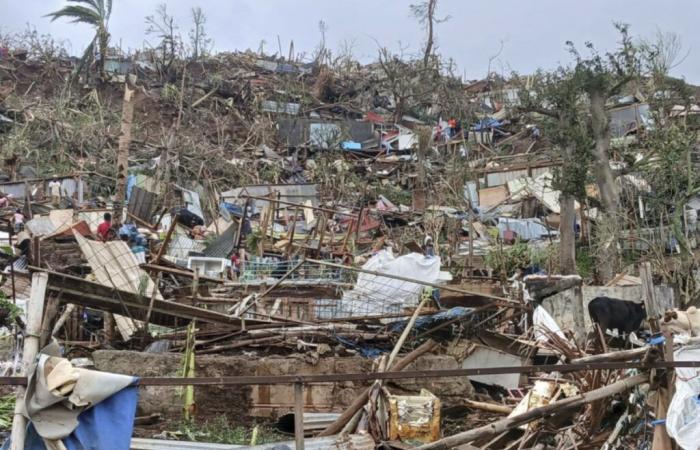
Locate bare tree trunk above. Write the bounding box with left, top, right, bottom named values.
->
left=422, top=0, right=436, bottom=68
left=114, top=83, right=135, bottom=220
left=589, top=89, right=619, bottom=281
left=99, top=27, right=108, bottom=79
left=589, top=90, right=618, bottom=214
left=559, top=192, right=576, bottom=274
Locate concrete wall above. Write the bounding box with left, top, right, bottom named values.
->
left=541, top=285, right=676, bottom=331
left=93, top=350, right=473, bottom=420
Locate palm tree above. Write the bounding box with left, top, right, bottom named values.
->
left=46, top=0, right=113, bottom=77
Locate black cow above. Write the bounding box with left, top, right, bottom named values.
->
left=588, top=296, right=646, bottom=335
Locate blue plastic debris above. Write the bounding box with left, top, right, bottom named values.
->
left=341, top=141, right=362, bottom=151
left=647, top=335, right=665, bottom=346
left=388, top=306, right=475, bottom=334
left=334, top=335, right=384, bottom=358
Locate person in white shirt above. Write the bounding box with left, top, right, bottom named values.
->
left=48, top=176, right=62, bottom=207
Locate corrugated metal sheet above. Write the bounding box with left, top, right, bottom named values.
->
left=131, top=434, right=374, bottom=450
left=77, top=211, right=110, bottom=234
left=464, top=181, right=479, bottom=207
left=75, top=233, right=162, bottom=340
left=203, top=222, right=237, bottom=258
left=221, top=184, right=319, bottom=213
left=508, top=173, right=579, bottom=214
left=26, top=217, right=57, bottom=236
left=485, top=168, right=528, bottom=187
left=262, top=100, right=300, bottom=115
left=277, top=118, right=373, bottom=147
left=167, top=226, right=207, bottom=260
left=530, top=167, right=552, bottom=179
left=478, top=185, right=508, bottom=208
left=179, top=187, right=204, bottom=220
left=128, top=186, right=157, bottom=224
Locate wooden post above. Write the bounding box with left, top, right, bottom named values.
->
left=39, top=293, right=60, bottom=348
left=10, top=272, right=48, bottom=450
left=114, top=83, right=135, bottom=216
left=294, top=382, right=305, bottom=450
left=572, top=283, right=586, bottom=345
left=287, top=207, right=299, bottom=257
left=142, top=273, right=161, bottom=342
left=155, top=214, right=178, bottom=264
left=192, top=268, right=199, bottom=304
left=641, top=262, right=658, bottom=320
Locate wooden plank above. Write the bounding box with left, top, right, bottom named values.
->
left=42, top=269, right=269, bottom=328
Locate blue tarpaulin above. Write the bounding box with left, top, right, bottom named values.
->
left=388, top=307, right=476, bottom=334
left=472, top=118, right=502, bottom=131
left=4, top=383, right=139, bottom=450
left=334, top=335, right=384, bottom=358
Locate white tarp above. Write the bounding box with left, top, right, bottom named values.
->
left=667, top=345, right=700, bottom=449
left=339, top=249, right=441, bottom=317
left=533, top=305, right=566, bottom=342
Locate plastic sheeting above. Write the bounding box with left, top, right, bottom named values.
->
left=339, top=250, right=441, bottom=317
left=497, top=217, right=553, bottom=241
left=666, top=345, right=700, bottom=449
left=7, top=385, right=139, bottom=450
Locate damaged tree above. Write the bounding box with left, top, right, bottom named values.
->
left=568, top=24, right=640, bottom=281
left=520, top=68, right=591, bottom=274
left=410, top=0, right=450, bottom=69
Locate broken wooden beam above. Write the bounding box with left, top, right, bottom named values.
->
left=463, top=399, right=513, bottom=414
left=141, top=263, right=224, bottom=284
left=41, top=268, right=270, bottom=328
left=413, top=373, right=649, bottom=450
left=318, top=339, right=439, bottom=437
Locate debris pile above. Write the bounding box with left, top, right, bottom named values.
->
left=1, top=16, right=700, bottom=450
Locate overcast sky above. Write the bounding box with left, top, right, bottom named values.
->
left=2, top=0, right=699, bottom=82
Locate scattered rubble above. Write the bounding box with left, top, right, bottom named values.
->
left=1, top=8, right=700, bottom=450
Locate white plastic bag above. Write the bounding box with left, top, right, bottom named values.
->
left=666, top=345, right=700, bottom=449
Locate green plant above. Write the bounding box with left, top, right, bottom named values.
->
left=176, top=417, right=285, bottom=445
left=0, top=395, right=15, bottom=430
left=46, top=0, right=113, bottom=78
left=485, top=240, right=551, bottom=278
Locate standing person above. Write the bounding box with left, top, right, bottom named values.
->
left=97, top=212, right=113, bottom=241
left=13, top=208, right=24, bottom=233
left=448, top=118, right=457, bottom=139
left=423, top=235, right=435, bottom=258
left=230, top=252, right=241, bottom=280
left=48, top=176, right=62, bottom=207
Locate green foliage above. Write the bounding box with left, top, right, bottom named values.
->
left=517, top=67, right=592, bottom=199
left=244, top=229, right=263, bottom=253
left=161, top=83, right=181, bottom=105
left=485, top=240, right=548, bottom=278
left=0, top=395, right=15, bottom=430
left=0, top=297, right=23, bottom=327
left=176, top=417, right=285, bottom=445
left=575, top=246, right=594, bottom=279
left=375, top=183, right=412, bottom=206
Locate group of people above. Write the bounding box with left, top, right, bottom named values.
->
left=434, top=118, right=463, bottom=143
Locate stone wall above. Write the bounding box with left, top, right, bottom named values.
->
left=541, top=285, right=676, bottom=331
left=93, top=350, right=473, bottom=419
